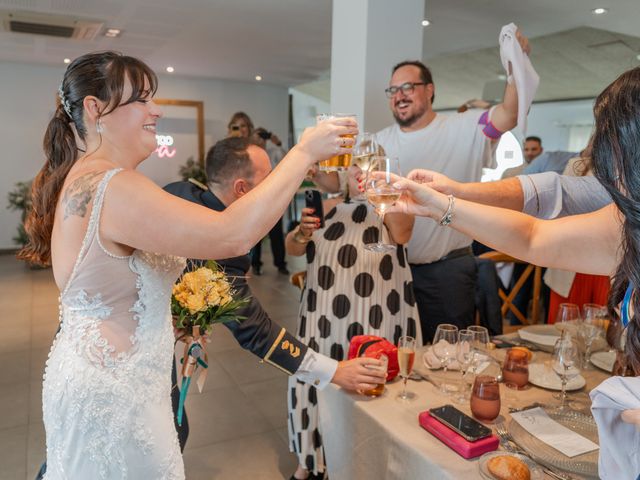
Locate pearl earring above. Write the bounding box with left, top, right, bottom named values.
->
left=96, top=118, right=104, bottom=134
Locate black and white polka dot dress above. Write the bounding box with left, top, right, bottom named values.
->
left=287, top=199, right=422, bottom=475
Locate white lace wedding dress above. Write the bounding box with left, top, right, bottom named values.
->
left=43, top=169, right=186, bottom=479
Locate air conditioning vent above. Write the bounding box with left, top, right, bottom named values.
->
left=2, top=11, right=104, bottom=40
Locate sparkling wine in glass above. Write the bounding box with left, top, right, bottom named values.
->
left=352, top=133, right=379, bottom=172
left=397, top=336, right=416, bottom=401
left=364, top=156, right=402, bottom=253
left=551, top=335, right=580, bottom=410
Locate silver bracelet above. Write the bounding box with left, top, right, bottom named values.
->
left=438, top=195, right=455, bottom=226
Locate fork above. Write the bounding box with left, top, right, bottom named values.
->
left=494, top=422, right=574, bottom=480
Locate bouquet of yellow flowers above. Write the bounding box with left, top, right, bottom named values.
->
left=171, top=260, right=248, bottom=425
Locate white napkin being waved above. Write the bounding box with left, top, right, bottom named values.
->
left=499, top=22, right=539, bottom=134
left=590, top=376, right=640, bottom=479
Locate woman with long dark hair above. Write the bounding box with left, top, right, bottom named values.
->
left=20, top=51, right=382, bottom=479
left=381, top=66, right=640, bottom=478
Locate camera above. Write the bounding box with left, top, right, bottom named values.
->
left=257, top=130, right=272, bottom=140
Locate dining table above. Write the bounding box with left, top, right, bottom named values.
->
left=317, top=342, right=612, bottom=480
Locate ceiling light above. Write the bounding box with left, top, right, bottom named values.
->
left=63, top=58, right=71, bottom=64
left=421, top=19, right=431, bottom=26
left=498, top=74, right=507, bottom=81
left=591, top=7, right=608, bottom=15
left=255, top=75, right=262, bottom=81
left=166, top=66, right=174, bottom=73
left=104, top=28, right=122, bottom=38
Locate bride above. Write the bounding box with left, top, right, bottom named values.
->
left=19, top=51, right=381, bottom=479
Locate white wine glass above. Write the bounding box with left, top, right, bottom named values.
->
left=555, top=303, right=581, bottom=338
left=364, top=156, right=401, bottom=253
left=397, top=336, right=416, bottom=402
left=551, top=335, right=580, bottom=411
left=432, top=324, right=459, bottom=394
left=455, top=329, right=474, bottom=403
left=467, top=325, right=490, bottom=373
left=580, top=303, right=606, bottom=369
left=351, top=133, right=379, bottom=201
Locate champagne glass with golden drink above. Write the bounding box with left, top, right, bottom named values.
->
left=352, top=133, right=379, bottom=200
left=397, top=336, right=416, bottom=402
left=316, top=113, right=356, bottom=171
left=364, top=156, right=401, bottom=253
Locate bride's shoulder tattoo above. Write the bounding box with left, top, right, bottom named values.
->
left=62, top=172, right=103, bottom=220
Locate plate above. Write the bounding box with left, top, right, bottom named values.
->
left=508, top=409, right=599, bottom=477
left=477, top=451, right=543, bottom=480
left=518, top=325, right=560, bottom=348
left=527, top=363, right=586, bottom=391
left=590, top=350, right=616, bottom=373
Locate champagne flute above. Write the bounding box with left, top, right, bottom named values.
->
left=364, top=156, right=402, bottom=253
left=455, top=329, right=475, bottom=403
left=432, top=324, right=459, bottom=394
left=396, top=336, right=416, bottom=401
left=580, top=303, right=607, bottom=369
left=551, top=335, right=580, bottom=411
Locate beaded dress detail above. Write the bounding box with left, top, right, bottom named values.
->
left=42, top=169, right=186, bottom=479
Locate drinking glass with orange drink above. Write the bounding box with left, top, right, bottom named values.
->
left=316, top=113, right=356, bottom=171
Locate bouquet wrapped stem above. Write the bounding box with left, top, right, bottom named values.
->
left=172, top=261, right=248, bottom=426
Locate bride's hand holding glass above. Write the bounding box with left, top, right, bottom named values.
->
left=364, top=156, right=403, bottom=252
left=297, top=117, right=358, bottom=167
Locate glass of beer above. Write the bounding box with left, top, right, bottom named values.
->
left=396, top=336, right=416, bottom=402
left=316, top=113, right=356, bottom=171
left=363, top=354, right=388, bottom=397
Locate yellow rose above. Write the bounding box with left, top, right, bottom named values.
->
left=186, top=293, right=206, bottom=314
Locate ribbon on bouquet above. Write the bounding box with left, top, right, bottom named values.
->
left=177, top=325, right=209, bottom=427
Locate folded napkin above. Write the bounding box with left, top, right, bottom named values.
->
left=499, top=22, right=539, bottom=134
left=423, top=340, right=491, bottom=372
left=590, top=376, right=640, bottom=479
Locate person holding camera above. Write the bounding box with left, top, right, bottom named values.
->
left=251, top=125, right=290, bottom=275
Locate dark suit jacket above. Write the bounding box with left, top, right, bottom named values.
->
left=164, top=180, right=308, bottom=375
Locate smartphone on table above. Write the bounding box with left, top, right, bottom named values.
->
left=304, top=190, right=324, bottom=228
left=429, top=404, right=492, bottom=442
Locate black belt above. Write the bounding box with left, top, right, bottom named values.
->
left=410, top=246, right=473, bottom=267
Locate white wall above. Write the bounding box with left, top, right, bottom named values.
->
left=524, top=99, right=595, bottom=151
left=0, top=61, right=289, bottom=249
left=289, top=87, right=330, bottom=143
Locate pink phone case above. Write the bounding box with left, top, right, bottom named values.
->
left=418, top=411, right=499, bottom=459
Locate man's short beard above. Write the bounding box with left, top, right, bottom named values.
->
left=393, top=105, right=427, bottom=128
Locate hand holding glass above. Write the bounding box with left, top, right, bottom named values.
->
left=316, top=113, right=356, bottom=171
left=364, top=156, right=402, bottom=253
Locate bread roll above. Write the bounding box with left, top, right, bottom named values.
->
left=487, top=455, right=531, bottom=480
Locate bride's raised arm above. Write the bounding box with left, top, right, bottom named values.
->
left=103, top=118, right=357, bottom=260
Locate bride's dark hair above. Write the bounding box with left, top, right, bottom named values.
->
left=590, top=66, right=640, bottom=372
left=18, top=51, right=157, bottom=266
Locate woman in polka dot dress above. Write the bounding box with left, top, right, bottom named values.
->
left=284, top=168, right=422, bottom=480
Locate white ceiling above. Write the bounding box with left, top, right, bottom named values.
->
left=0, top=0, right=639, bottom=106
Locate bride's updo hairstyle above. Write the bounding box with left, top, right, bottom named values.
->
left=18, top=51, right=157, bottom=266
left=590, top=66, right=640, bottom=373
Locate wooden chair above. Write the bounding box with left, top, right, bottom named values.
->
left=478, top=251, right=543, bottom=326
left=290, top=271, right=306, bottom=290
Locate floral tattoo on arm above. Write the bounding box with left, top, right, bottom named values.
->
left=62, top=172, right=102, bottom=220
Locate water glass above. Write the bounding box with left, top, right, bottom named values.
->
left=470, top=375, right=501, bottom=422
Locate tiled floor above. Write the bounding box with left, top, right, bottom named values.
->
left=0, top=248, right=306, bottom=480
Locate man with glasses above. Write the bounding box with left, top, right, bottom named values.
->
left=375, top=31, right=532, bottom=343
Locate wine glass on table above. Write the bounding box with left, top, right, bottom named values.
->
left=432, top=324, right=459, bottom=394
left=364, top=156, right=402, bottom=253
left=455, top=329, right=475, bottom=403
left=551, top=335, right=580, bottom=411
left=467, top=325, right=490, bottom=373
left=396, top=336, right=416, bottom=402
left=580, top=303, right=607, bottom=370
left=555, top=303, right=581, bottom=338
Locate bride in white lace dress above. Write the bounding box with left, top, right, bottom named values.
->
left=18, top=51, right=358, bottom=479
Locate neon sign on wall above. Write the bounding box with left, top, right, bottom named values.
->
left=155, top=134, right=176, bottom=158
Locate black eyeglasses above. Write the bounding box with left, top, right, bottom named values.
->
left=384, top=82, right=426, bottom=98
